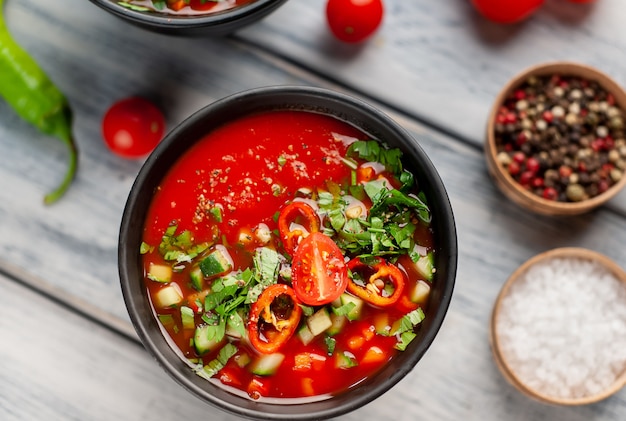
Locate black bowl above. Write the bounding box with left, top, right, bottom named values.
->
left=88, top=0, right=288, bottom=36
left=119, top=86, right=458, bottom=420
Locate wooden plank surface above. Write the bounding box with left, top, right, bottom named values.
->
left=2, top=0, right=626, bottom=420
left=237, top=0, right=626, bottom=211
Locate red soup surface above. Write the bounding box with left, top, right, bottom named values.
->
left=141, top=110, right=436, bottom=401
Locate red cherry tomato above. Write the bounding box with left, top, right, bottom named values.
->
left=291, top=232, right=348, bottom=306
left=326, top=0, right=384, bottom=43
left=471, top=0, right=544, bottom=24
left=102, top=97, right=165, bottom=159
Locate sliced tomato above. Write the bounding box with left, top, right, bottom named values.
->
left=291, top=232, right=348, bottom=306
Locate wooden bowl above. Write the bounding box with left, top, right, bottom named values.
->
left=490, top=247, right=626, bottom=405
left=485, top=62, right=626, bottom=215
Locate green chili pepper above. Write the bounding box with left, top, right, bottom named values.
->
left=0, top=0, right=77, bottom=204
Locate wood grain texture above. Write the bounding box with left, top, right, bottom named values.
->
left=1, top=0, right=626, bottom=420
left=238, top=0, right=626, bottom=211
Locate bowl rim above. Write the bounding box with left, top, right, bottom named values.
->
left=489, top=246, right=626, bottom=405
left=485, top=61, right=626, bottom=216
left=89, top=0, right=287, bottom=30
left=119, top=85, right=458, bottom=420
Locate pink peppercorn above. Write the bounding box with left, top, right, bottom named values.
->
left=513, top=152, right=526, bottom=164
left=542, top=110, right=554, bottom=123
left=519, top=171, right=534, bottom=186
left=542, top=187, right=558, bottom=201
left=508, top=161, right=521, bottom=176
left=559, top=165, right=573, bottom=178
left=526, top=157, right=540, bottom=174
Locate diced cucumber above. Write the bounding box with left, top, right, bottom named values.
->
left=415, top=252, right=435, bottom=281
left=335, top=351, right=358, bottom=369
left=225, top=310, right=246, bottom=339
left=307, top=307, right=333, bottom=337
left=249, top=353, right=285, bottom=376
left=373, top=312, right=391, bottom=336
left=193, top=325, right=224, bottom=356
left=148, top=263, right=172, bottom=283
left=180, top=306, right=195, bottom=330
left=298, top=324, right=315, bottom=346
left=410, top=280, right=431, bottom=305
left=199, top=245, right=233, bottom=278
left=154, top=283, right=183, bottom=308
left=326, top=313, right=347, bottom=336
left=390, top=318, right=403, bottom=336
left=234, top=353, right=251, bottom=368
left=340, top=293, right=364, bottom=321
left=189, top=265, right=205, bottom=291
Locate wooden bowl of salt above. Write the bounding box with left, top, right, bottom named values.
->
left=490, top=247, right=626, bottom=405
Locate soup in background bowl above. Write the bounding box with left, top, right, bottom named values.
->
left=119, top=86, right=457, bottom=420
left=88, top=0, right=288, bottom=35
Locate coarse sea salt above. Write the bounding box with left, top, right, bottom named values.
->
left=495, top=256, right=626, bottom=400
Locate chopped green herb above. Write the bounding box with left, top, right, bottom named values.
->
left=197, top=343, right=238, bottom=379
left=347, top=140, right=403, bottom=176
left=300, top=304, right=315, bottom=317
left=331, top=301, right=356, bottom=318
left=394, top=331, right=417, bottom=351
left=209, top=206, right=223, bottom=222
left=140, top=242, right=153, bottom=254
left=325, top=336, right=337, bottom=355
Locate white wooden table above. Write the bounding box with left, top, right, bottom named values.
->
left=2, top=0, right=626, bottom=419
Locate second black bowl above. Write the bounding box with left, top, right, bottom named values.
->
left=88, top=0, right=289, bottom=36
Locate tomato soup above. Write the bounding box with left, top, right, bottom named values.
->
left=121, top=0, right=254, bottom=15
left=141, top=110, right=436, bottom=401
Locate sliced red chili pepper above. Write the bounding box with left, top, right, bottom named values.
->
left=347, top=257, right=405, bottom=307
left=277, top=201, right=320, bottom=255
left=248, top=284, right=302, bottom=354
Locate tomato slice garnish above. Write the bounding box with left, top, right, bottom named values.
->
left=291, top=232, right=348, bottom=306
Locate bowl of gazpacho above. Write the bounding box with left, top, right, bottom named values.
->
left=119, top=86, right=457, bottom=420
left=88, top=0, right=288, bottom=36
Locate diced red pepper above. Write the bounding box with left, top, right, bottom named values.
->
left=167, top=0, right=187, bottom=11
left=247, top=377, right=270, bottom=400
left=248, top=284, right=302, bottom=354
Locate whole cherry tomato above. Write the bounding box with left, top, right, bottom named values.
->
left=291, top=232, right=348, bottom=306
left=102, top=97, right=165, bottom=159
left=326, top=0, right=384, bottom=43
left=471, top=0, right=544, bottom=24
